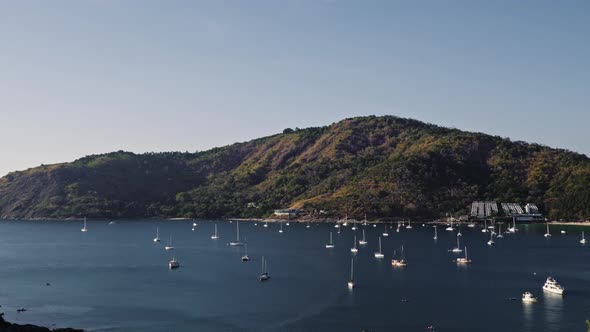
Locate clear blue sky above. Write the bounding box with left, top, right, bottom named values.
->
left=1, top=1, right=588, bottom=176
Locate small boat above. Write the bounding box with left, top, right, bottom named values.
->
left=351, top=235, right=358, bottom=253
left=374, top=237, right=385, bottom=258
left=542, top=277, right=564, bottom=295
left=391, top=245, right=408, bottom=267
left=279, top=222, right=284, bottom=233
left=259, top=256, right=270, bottom=281
left=373, top=224, right=377, bottom=228
left=254, top=223, right=258, bottom=226
left=306, top=222, right=311, bottom=229
left=456, top=246, right=471, bottom=265
left=522, top=292, right=537, bottom=303
left=497, top=224, right=504, bottom=238
left=445, top=218, right=454, bottom=231
left=16, top=308, right=27, bottom=313
left=487, top=231, right=495, bottom=246
left=481, top=219, right=488, bottom=233
left=359, top=229, right=368, bottom=245
left=334, top=223, right=340, bottom=228
left=507, top=216, right=518, bottom=233
left=81, top=217, right=88, bottom=232
left=347, top=257, right=355, bottom=289
left=467, top=223, right=476, bottom=228
left=433, top=226, right=438, bottom=240
left=451, top=235, right=463, bottom=253
left=164, top=235, right=174, bottom=250
left=396, top=223, right=400, bottom=233
left=263, top=221, right=268, bottom=228
left=169, top=257, right=180, bottom=269
left=241, top=243, right=251, bottom=261
left=192, top=220, right=197, bottom=227
left=544, top=223, right=551, bottom=238
left=383, top=224, right=389, bottom=237
left=560, top=230, right=566, bottom=234
left=153, top=227, right=161, bottom=242
left=211, top=223, right=219, bottom=240
left=108, top=221, right=116, bottom=225
left=406, top=219, right=412, bottom=229
left=191, top=227, right=195, bottom=232
left=457, top=229, right=462, bottom=237
left=229, top=221, right=243, bottom=246
left=325, top=232, right=335, bottom=248
left=581, top=231, right=587, bottom=244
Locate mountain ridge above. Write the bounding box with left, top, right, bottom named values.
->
left=1, top=115, right=589, bottom=220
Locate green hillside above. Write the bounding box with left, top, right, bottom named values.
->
left=1, top=115, right=589, bottom=220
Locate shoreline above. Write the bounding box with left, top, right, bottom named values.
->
left=0, top=314, right=83, bottom=332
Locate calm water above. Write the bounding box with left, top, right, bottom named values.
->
left=0, top=220, right=588, bottom=332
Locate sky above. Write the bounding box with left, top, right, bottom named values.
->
left=0, top=0, right=589, bottom=176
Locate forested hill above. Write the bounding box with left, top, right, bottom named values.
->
left=1, top=115, right=589, bottom=221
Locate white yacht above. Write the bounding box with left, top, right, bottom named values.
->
left=241, top=243, right=250, bottom=261
left=451, top=235, right=463, bottom=253
left=544, top=223, right=552, bottom=238
left=383, top=224, right=389, bottom=237
left=325, top=232, right=335, bottom=248
left=229, top=221, right=243, bottom=246
left=259, top=256, right=270, bottom=281
left=542, top=277, right=564, bottom=295
left=487, top=231, right=495, bottom=246
left=580, top=231, right=587, bottom=244
left=81, top=217, right=88, bottom=232
left=359, top=229, right=368, bottom=245
left=347, top=257, right=355, bottom=289
left=211, top=223, right=219, bottom=240
left=164, top=235, right=174, bottom=250
left=456, top=246, right=471, bottom=265
left=351, top=235, right=358, bottom=253
left=168, top=257, right=180, bottom=269
left=522, top=292, right=537, bottom=303
left=433, top=226, right=438, bottom=240
left=374, top=237, right=385, bottom=258
left=391, top=245, right=407, bottom=267
left=153, top=226, right=161, bottom=242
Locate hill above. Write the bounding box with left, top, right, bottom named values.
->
left=1, top=115, right=589, bottom=220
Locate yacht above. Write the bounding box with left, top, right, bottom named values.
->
left=241, top=243, right=251, bottom=261
left=259, top=256, right=270, bottom=281
left=168, top=257, right=180, bottom=269
left=81, top=217, right=88, bottom=232
left=351, top=235, right=358, bottom=253
left=391, top=245, right=408, bottom=267
left=347, top=257, right=355, bottom=289
left=359, top=229, right=368, bottom=245
left=433, top=226, right=438, bottom=240
left=153, top=227, right=161, bottom=242
left=164, top=235, right=174, bottom=250
left=544, top=223, right=551, bottom=238
left=522, top=292, right=537, bottom=303
left=487, top=231, right=495, bottom=246
left=456, top=246, right=471, bottom=265
left=383, top=224, right=389, bottom=237
left=374, top=237, right=385, bottom=258
left=542, top=277, right=564, bottom=295
left=229, top=221, right=243, bottom=246
left=451, top=235, right=463, bottom=253
left=325, top=232, right=335, bottom=248
left=581, top=231, right=587, bottom=244
left=211, top=223, right=219, bottom=239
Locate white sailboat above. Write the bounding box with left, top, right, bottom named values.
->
left=80, top=217, right=88, bottom=232
left=351, top=235, right=358, bottom=253
left=391, top=245, right=408, bottom=267
left=544, top=223, right=551, bottom=238
left=396, top=222, right=401, bottom=233
left=383, top=224, right=389, bottom=237
left=306, top=221, right=311, bottom=229
left=507, top=216, right=517, bottom=233
left=374, top=237, right=385, bottom=258
left=433, top=226, right=438, bottom=240
left=325, top=232, right=335, bottom=248
left=211, top=223, right=219, bottom=240
left=445, top=218, right=454, bottom=231
left=406, top=219, right=412, bottom=229
left=259, top=256, right=270, bottom=281
left=263, top=221, right=268, bottom=228
left=153, top=226, right=161, bottom=242
left=451, top=235, right=463, bottom=253
left=487, top=231, right=495, bottom=246
left=359, top=229, right=368, bottom=245
left=279, top=222, right=284, bottom=233
left=241, top=243, right=251, bottom=261
left=229, top=221, right=243, bottom=246
left=497, top=224, right=504, bottom=238
left=347, top=257, right=355, bottom=289
left=481, top=219, right=488, bottom=233
left=165, top=235, right=174, bottom=250
left=192, top=220, right=197, bottom=227
left=581, top=231, right=587, bottom=244
left=456, top=246, right=471, bottom=265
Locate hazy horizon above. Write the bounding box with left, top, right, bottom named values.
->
left=2, top=1, right=589, bottom=176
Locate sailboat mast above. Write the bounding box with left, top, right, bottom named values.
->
left=379, top=237, right=382, bottom=252
left=236, top=221, right=240, bottom=242
left=350, top=258, right=354, bottom=281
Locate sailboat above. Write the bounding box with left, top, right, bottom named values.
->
left=497, top=224, right=504, bottom=238
left=544, top=223, right=552, bottom=238
left=359, top=229, right=368, bottom=245
left=374, top=237, right=385, bottom=258
left=241, top=243, right=251, bottom=261
left=165, top=235, right=174, bottom=250
left=192, top=220, right=197, bottom=227
left=391, top=245, right=408, bottom=267
left=211, top=223, right=219, bottom=240
left=325, top=232, right=335, bottom=248
left=487, top=231, right=495, bottom=246
left=306, top=221, right=311, bottom=229
left=229, top=221, right=243, bottom=246
left=153, top=226, right=161, bottom=242
left=581, top=231, right=587, bottom=244
left=259, top=256, right=270, bottom=281
left=507, top=216, right=517, bottom=233
left=406, top=219, right=412, bottom=229
left=445, top=217, right=454, bottom=231
left=456, top=246, right=471, bottom=265
left=279, top=222, right=284, bottom=233
left=347, top=258, right=355, bottom=289
left=351, top=235, right=358, bottom=253
left=169, top=257, right=180, bottom=269
left=481, top=219, right=488, bottom=233
left=383, top=224, right=389, bottom=237
left=433, top=226, right=438, bottom=240
left=457, top=227, right=462, bottom=237
left=396, top=222, right=401, bottom=233
left=263, top=221, right=268, bottom=228
left=80, top=217, right=88, bottom=232
left=451, top=234, right=463, bottom=253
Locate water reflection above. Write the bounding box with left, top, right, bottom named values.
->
left=543, top=291, right=564, bottom=331
left=522, top=298, right=535, bottom=332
